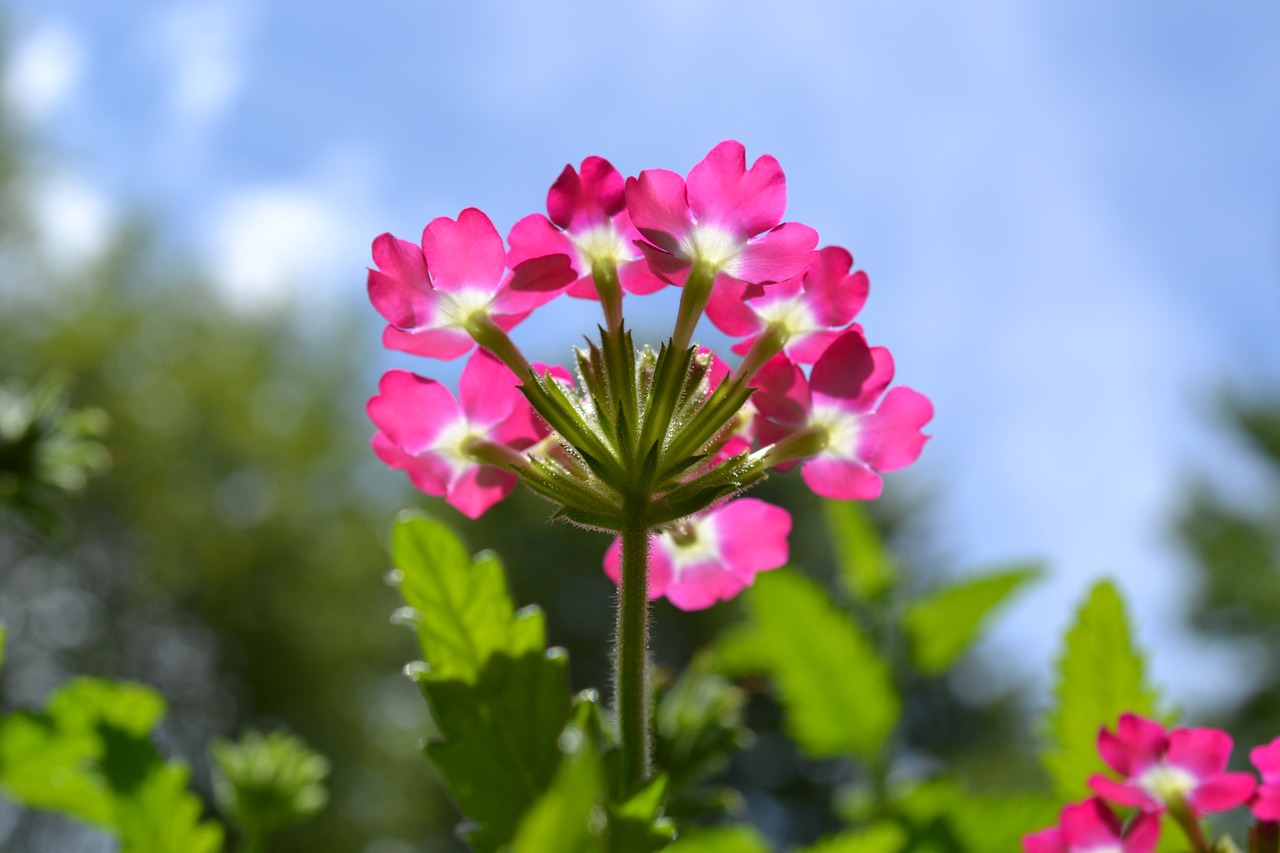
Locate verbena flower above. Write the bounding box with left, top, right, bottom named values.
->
left=1250, top=737, right=1280, bottom=821
left=367, top=350, right=544, bottom=519
left=1023, top=797, right=1160, bottom=853
left=706, top=245, right=869, bottom=366
left=603, top=498, right=790, bottom=610
left=368, top=207, right=574, bottom=360
left=752, top=328, right=933, bottom=500
left=507, top=156, right=667, bottom=301
left=625, top=140, right=818, bottom=287
left=1088, top=713, right=1256, bottom=815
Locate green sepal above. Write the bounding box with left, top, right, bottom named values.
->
left=521, top=369, right=625, bottom=484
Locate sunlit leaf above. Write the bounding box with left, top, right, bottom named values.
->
left=1042, top=580, right=1161, bottom=800
left=665, top=824, right=772, bottom=853
left=738, top=569, right=899, bottom=760
left=902, top=563, right=1040, bottom=674
left=510, top=708, right=607, bottom=853
left=824, top=500, right=895, bottom=601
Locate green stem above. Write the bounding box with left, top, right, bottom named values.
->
left=465, top=313, right=533, bottom=379
left=670, top=263, right=719, bottom=352
left=615, top=504, right=652, bottom=791
left=733, top=323, right=789, bottom=384
left=1169, top=799, right=1211, bottom=853
left=591, top=259, right=624, bottom=334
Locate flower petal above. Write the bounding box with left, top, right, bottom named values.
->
left=367, top=370, right=459, bottom=450
left=458, top=350, right=521, bottom=427
left=422, top=207, right=506, bottom=293
left=801, top=455, right=883, bottom=500
left=711, top=499, right=791, bottom=576
left=1167, top=728, right=1234, bottom=778
left=1059, top=798, right=1123, bottom=847
left=686, top=140, right=786, bottom=237
left=446, top=464, right=518, bottom=519
left=1021, top=827, right=1066, bottom=853
left=732, top=222, right=820, bottom=283
left=1188, top=772, right=1255, bottom=813
left=625, top=169, right=691, bottom=254
left=548, top=156, right=625, bottom=230
left=1088, top=774, right=1159, bottom=811
left=507, top=213, right=580, bottom=273
left=381, top=325, right=475, bottom=361
left=858, top=387, right=933, bottom=473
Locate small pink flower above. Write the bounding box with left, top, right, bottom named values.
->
left=1088, top=713, right=1256, bottom=814
left=603, top=499, right=790, bottom=610
left=624, top=140, right=818, bottom=288
left=367, top=207, right=574, bottom=359
left=366, top=350, right=544, bottom=518
left=751, top=329, right=932, bottom=500
left=1250, top=737, right=1280, bottom=821
left=706, top=246, right=869, bottom=363
left=507, top=156, right=668, bottom=300
left=1023, top=797, right=1159, bottom=853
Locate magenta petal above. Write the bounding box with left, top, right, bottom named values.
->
left=1021, top=827, right=1066, bottom=853
left=801, top=456, right=882, bottom=501
left=368, top=268, right=432, bottom=328
left=1060, top=798, right=1124, bottom=847
left=624, top=170, right=692, bottom=254
left=618, top=258, right=670, bottom=295
left=371, top=233, right=430, bottom=290
left=634, top=240, right=691, bottom=284
left=686, top=141, right=787, bottom=237
left=548, top=156, right=625, bottom=230
left=1088, top=775, right=1159, bottom=811
left=1124, top=812, right=1161, bottom=853
left=381, top=325, right=475, bottom=360
left=1189, top=772, right=1256, bottom=813
left=1115, top=714, right=1171, bottom=765
left=859, top=387, right=933, bottom=473
left=446, top=464, right=517, bottom=519
left=1253, top=738, right=1280, bottom=782
left=367, top=370, right=460, bottom=450
left=750, top=353, right=811, bottom=425
left=705, top=276, right=761, bottom=337
left=496, top=253, right=577, bottom=314
left=712, top=499, right=790, bottom=575
left=805, top=246, right=869, bottom=326
left=372, top=432, right=451, bottom=498
left=458, top=350, right=520, bottom=426
left=1168, top=728, right=1234, bottom=777
left=786, top=330, right=842, bottom=364
left=809, top=329, right=878, bottom=408
left=1252, top=784, right=1280, bottom=821
left=733, top=222, right=820, bottom=283
left=664, top=559, right=750, bottom=611
left=507, top=213, right=580, bottom=272
left=422, top=207, right=506, bottom=292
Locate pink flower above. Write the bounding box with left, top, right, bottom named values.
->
left=624, top=140, right=818, bottom=288
left=366, top=350, right=544, bottom=519
left=1088, top=713, right=1256, bottom=815
left=706, top=246, right=869, bottom=363
left=367, top=207, right=574, bottom=360
left=603, top=499, right=790, bottom=610
left=1023, top=798, right=1159, bottom=853
left=1250, top=737, right=1280, bottom=821
left=751, top=329, right=932, bottom=500
left=507, top=156, right=668, bottom=300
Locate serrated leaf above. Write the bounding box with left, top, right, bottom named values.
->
left=824, top=500, right=895, bottom=601
left=510, top=711, right=606, bottom=853
left=1043, top=580, right=1160, bottom=800
left=665, top=825, right=773, bottom=853
left=741, top=569, right=899, bottom=760
left=391, top=514, right=541, bottom=682
left=801, top=823, right=906, bottom=853
left=902, top=564, right=1040, bottom=674
left=420, top=650, right=572, bottom=853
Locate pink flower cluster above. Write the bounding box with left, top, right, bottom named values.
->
left=1025, top=713, right=1280, bottom=852
left=365, top=141, right=932, bottom=610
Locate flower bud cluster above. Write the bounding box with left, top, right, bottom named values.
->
left=1026, top=713, right=1280, bottom=853
left=364, top=141, right=933, bottom=609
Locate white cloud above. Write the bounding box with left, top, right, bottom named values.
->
left=147, top=1, right=250, bottom=127
left=4, top=22, right=85, bottom=122
left=32, top=171, right=114, bottom=266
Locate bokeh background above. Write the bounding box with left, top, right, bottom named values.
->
left=1, top=2, right=1278, bottom=851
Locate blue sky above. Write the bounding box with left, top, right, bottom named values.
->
left=6, top=0, right=1280, bottom=710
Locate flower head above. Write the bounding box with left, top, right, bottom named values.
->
left=1023, top=797, right=1160, bottom=853
left=1250, top=737, right=1280, bottom=821
left=368, top=207, right=574, bottom=360
left=507, top=156, right=667, bottom=301
left=603, top=499, right=790, bottom=610
left=625, top=140, right=818, bottom=288
left=367, top=350, right=544, bottom=518
left=752, top=329, right=932, bottom=500
left=1088, top=713, right=1256, bottom=815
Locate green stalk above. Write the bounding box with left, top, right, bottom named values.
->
left=670, top=263, right=719, bottom=352
left=1169, top=798, right=1211, bottom=853
left=591, top=259, right=625, bottom=334
left=615, top=502, right=652, bottom=791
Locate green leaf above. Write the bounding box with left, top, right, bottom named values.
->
left=608, top=774, right=675, bottom=853
left=800, top=823, right=907, bottom=853
left=419, top=650, right=573, bottom=853
left=886, top=780, right=1057, bottom=852
left=1042, top=580, right=1161, bottom=800
left=510, top=710, right=607, bottom=853
left=390, top=513, right=533, bottom=683
left=902, top=564, right=1040, bottom=674
left=664, top=825, right=773, bottom=853
left=824, top=500, right=895, bottom=601
left=210, top=729, right=330, bottom=837
left=0, top=678, right=222, bottom=852
left=738, top=569, right=899, bottom=760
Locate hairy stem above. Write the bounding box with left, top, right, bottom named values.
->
left=615, top=504, right=652, bottom=790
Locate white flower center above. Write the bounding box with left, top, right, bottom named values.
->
left=570, top=223, right=634, bottom=268
left=680, top=225, right=742, bottom=272
left=429, top=417, right=487, bottom=476
left=753, top=295, right=818, bottom=339
left=662, top=517, right=720, bottom=581
left=436, top=288, right=495, bottom=328
left=1136, top=762, right=1198, bottom=804
left=809, top=403, right=862, bottom=459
